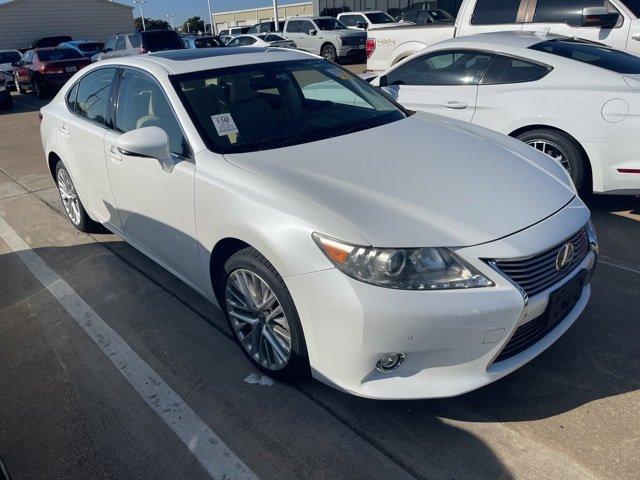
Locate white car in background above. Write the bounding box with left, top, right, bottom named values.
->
left=373, top=32, right=640, bottom=195
left=0, top=49, right=22, bottom=88
left=337, top=10, right=402, bottom=30
left=225, top=34, right=296, bottom=49
left=40, top=48, right=597, bottom=400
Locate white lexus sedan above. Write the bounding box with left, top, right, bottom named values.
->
left=225, top=34, right=297, bottom=49
left=372, top=31, right=640, bottom=196
left=40, top=47, right=598, bottom=400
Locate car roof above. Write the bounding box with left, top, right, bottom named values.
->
left=436, top=30, right=567, bottom=50
left=100, top=47, right=314, bottom=75
left=339, top=10, right=383, bottom=14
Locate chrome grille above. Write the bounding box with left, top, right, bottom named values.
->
left=491, top=226, right=589, bottom=298
left=341, top=36, right=365, bottom=46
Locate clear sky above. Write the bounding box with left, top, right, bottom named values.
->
left=0, top=0, right=306, bottom=25
left=119, top=0, right=303, bottom=24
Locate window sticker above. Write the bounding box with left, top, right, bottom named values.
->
left=211, top=113, right=239, bottom=136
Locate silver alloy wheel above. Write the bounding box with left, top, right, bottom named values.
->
left=57, top=168, right=82, bottom=225
left=225, top=269, right=292, bottom=371
left=526, top=139, right=571, bottom=174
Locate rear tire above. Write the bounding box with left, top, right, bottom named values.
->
left=321, top=44, right=338, bottom=62
left=55, top=161, right=100, bottom=233
left=516, top=128, right=589, bottom=194
left=222, top=247, right=310, bottom=381
left=33, top=78, right=47, bottom=99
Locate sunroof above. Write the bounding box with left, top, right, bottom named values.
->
left=151, top=47, right=270, bottom=61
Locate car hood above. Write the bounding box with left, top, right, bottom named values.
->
left=225, top=113, right=575, bottom=248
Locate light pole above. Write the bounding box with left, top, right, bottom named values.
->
left=207, top=0, right=213, bottom=35
left=272, top=0, right=280, bottom=32
left=134, top=0, right=147, bottom=31
left=165, top=13, right=175, bottom=30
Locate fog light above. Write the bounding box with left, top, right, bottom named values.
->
left=376, top=353, right=405, bottom=372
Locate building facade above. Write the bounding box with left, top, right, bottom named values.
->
left=313, top=0, right=463, bottom=19
left=212, top=2, right=313, bottom=33
left=0, top=0, right=133, bottom=50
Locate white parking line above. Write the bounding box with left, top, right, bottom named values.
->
left=0, top=214, right=257, bottom=480
left=600, top=259, right=640, bottom=275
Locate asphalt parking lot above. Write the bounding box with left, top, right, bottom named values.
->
left=1, top=89, right=639, bottom=480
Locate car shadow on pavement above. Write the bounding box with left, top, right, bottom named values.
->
left=0, top=92, right=49, bottom=115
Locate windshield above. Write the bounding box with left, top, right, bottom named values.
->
left=365, top=12, right=396, bottom=23
left=173, top=59, right=406, bottom=154
left=315, top=18, right=348, bottom=30
left=142, top=31, right=184, bottom=51
left=0, top=51, right=21, bottom=63
left=427, top=10, right=455, bottom=21
left=38, top=48, right=83, bottom=61
left=77, top=42, right=104, bottom=52
left=530, top=39, right=640, bottom=74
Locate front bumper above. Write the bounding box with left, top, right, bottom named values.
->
left=336, top=45, right=366, bottom=59
left=285, top=197, right=595, bottom=399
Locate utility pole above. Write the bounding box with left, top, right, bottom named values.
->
left=273, top=0, right=280, bottom=31
left=207, top=0, right=214, bottom=35
left=165, top=13, right=175, bottom=30
left=134, top=0, right=147, bottom=31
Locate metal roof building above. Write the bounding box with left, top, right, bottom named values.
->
left=0, top=0, right=134, bottom=50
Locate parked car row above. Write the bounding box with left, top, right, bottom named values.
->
left=40, top=47, right=599, bottom=400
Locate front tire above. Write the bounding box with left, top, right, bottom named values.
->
left=321, top=44, right=338, bottom=62
left=55, top=161, right=99, bottom=233
left=222, top=247, right=309, bottom=381
left=516, top=128, right=589, bottom=194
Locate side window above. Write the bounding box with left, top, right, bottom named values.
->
left=129, top=34, right=142, bottom=48
left=260, top=23, right=270, bottom=32
left=482, top=55, right=552, bottom=84
left=227, top=38, right=240, bottom=47
left=471, top=0, right=521, bottom=25
left=533, top=0, right=621, bottom=27
left=300, top=20, right=315, bottom=34
left=387, top=51, right=494, bottom=86
left=76, top=68, right=117, bottom=125
left=114, top=69, right=189, bottom=157
left=247, top=25, right=259, bottom=34
left=286, top=21, right=300, bottom=32
left=115, top=35, right=126, bottom=51
left=340, top=15, right=355, bottom=27
left=104, top=37, right=116, bottom=52
left=23, top=51, right=34, bottom=63
left=66, top=82, right=79, bottom=113
left=243, top=37, right=257, bottom=45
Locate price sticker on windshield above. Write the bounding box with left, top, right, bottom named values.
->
left=211, top=113, right=239, bottom=136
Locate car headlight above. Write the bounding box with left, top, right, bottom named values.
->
left=313, top=233, right=494, bottom=290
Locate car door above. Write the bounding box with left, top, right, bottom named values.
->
left=296, top=20, right=317, bottom=53
left=57, top=67, right=123, bottom=230
left=383, top=50, right=494, bottom=122
left=284, top=20, right=303, bottom=48
left=529, top=0, right=630, bottom=50
left=473, top=54, right=554, bottom=132
left=103, top=67, right=203, bottom=287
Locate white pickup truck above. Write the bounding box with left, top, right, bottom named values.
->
left=366, top=0, right=640, bottom=73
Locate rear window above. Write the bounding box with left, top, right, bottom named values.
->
left=37, top=48, right=84, bottom=61
left=471, top=0, right=520, bottom=25
left=0, top=51, right=21, bottom=63
left=530, top=39, right=640, bottom=74
left=141, top=31, right=184, bottom=52
left=77, top=42, right=104, bottom=52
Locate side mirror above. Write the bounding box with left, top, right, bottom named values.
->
left=116, top=127, right=175, bottom=173
left=378, top=75, right=388, bottom=87
left=309, top=29, right=317, bottom=36
left=581, top=7, right=620, bottom=28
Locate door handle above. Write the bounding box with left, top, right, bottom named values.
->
left=58, top=125, right=70, bottom=136
left=108, top=145, right=123, bottom=163
left=442, top=100, right=468, bottom=110
left=632, top=33, right=640, bottom=41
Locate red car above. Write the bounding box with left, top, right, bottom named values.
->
left=13, top=47, right=91, bottom=98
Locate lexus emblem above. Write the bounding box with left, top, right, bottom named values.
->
left=555, top=243, right=575, bottom=271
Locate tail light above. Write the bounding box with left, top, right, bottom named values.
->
left=42, top=65, right=64, bottom=74
left=366, top=38, right=376, bottom=59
